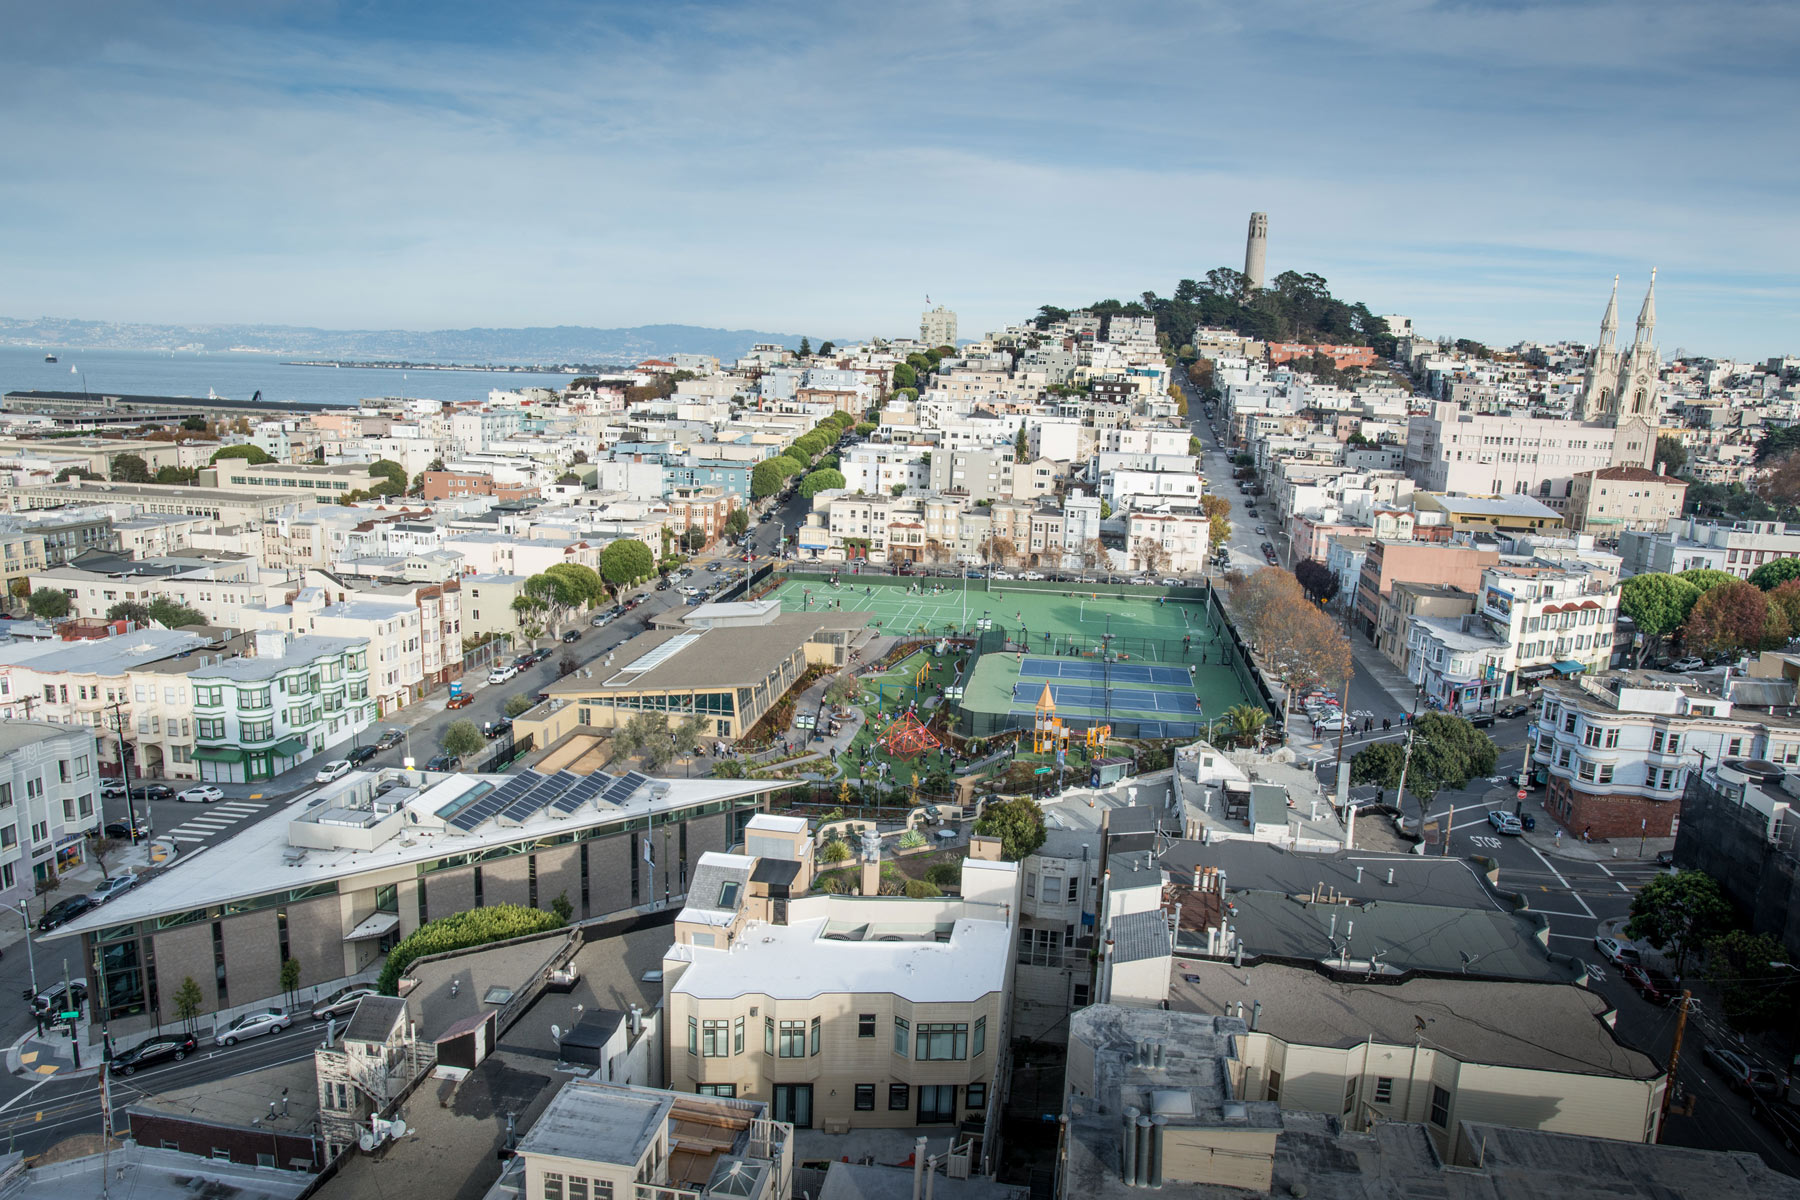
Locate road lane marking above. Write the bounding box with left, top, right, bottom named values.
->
left=1527, top=842, right=1595, bottom=918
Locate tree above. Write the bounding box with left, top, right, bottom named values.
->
left=1678, top=567, right=1738, bottom=595
left=1200, top=494, right=1232, bottom=551
left=1223, top=703, right=1268, bottom=745
left=54, top=467, right=100, bottom=482
left=892, top=363, right=917, bottom=390
left=1655, top=435, right=1689, bottom=476
left=1704, top=928, right=1792, bottom=1030
left=173, top=976, right=204, bottom=1032
left=558, top=652, right=579, bottom=678
left=1626, top=869, right=1730, bottom=975
left=368, top=459, right=408, bottom=494
left=1014, top=426, right=1030, bottom=462
left=110, top=453, right=153, bottom=483
left=1619, top=573, right=1702, bottom=663
left=1684, top=579, right=1783, bottom=656
left=545, top=563, right=605, bottom=610
left=1749, top=558, right=1800, bottom=590
left=280, top=957, right=302, bottom=1007
left=751, top=458, right=800, bottom=499
left=724, top=509, right=750, bottom=538
left=599, top=539, right=655, bottom=591
left=1351, top=714, right=1495, bottom=821
left=1349, top=741, right=1407, bottom=789
left=680, top=527, right=707, bottom=553
left=181, top=415, right=208, bottom=432
left=1099, top=500, right=1113, bottom=520
left=819, top=341, right=836, bottom=356
left=974, top=796, right=1047, bottom=861
left=1293, top=558, right=1338, bottom=603
left=798, top=337, right=812, bottom=357
left=89, top=835, right=120, bottom=882
left=800, top=468, right=846, bottom=499
left=550, top=891, right=574, bottom=922
left=825, top=673, right=861, bottom=707
left=209, top=444, right=274, bottom=466
left=107, top=600, right=152, bottom=626
left=441, top=719, right=486, bottom=760
left=671, top=716, right=705, bottom=764
left=27, top=589, right=69, bottom=620
left=155, top=466, right=200, bottom=484
left=504, top=694, right=536, bottom=718
left=148, top=597, right=206, bottom=628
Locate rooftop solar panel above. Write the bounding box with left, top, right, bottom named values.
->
left=601, top=771, right=652, bottom=805
left=550, top=774, right=611, bottom=815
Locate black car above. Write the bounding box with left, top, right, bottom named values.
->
left=37, top=895, right=97, bottom=932
left=561, top=629, right=582, bottom=643
left=1495, top=702, right=1530, bottom=719
left=111, top=1032, right=197, bottom=1075
left=103, top=818, right=152, bottom=840
left=1468, top=712, right=1496, bottom=729
left=346, top=744, right=378, bottom=765
left=129, top=784, right=174, bottom=802
left=425, top=754, right=459, bottom=771
left=483, top=718, right=513, bottom=739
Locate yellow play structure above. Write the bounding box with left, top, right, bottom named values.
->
left=1031, top=683, right=1110, bottom=752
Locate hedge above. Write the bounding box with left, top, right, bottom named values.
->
left=376, top=904, right=565, bottom=994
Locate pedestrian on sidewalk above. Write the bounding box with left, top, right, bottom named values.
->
left=1554, top=827, right=1563, bottom=847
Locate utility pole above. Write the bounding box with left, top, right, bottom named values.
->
left=1393, top=689, right=1425, bottom=841
left=1659, top=990, right=1692, bottom=1136
left=107, top=700, right=142, bottom=845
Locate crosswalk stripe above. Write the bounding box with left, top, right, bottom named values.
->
left=170, top=834, right=207, bottom=843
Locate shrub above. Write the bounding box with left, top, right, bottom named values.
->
left=924, top=863, right=962, bottom=888
left=903, top=879, right=942, bottom=899
left=898, top=829, right=927, bottom=850
left=820, top=839, right=852, bottom=864
left=376, top=904, right=564, bottom=994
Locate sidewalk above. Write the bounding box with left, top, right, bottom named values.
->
left=8, top=1015, right=108, bottom=1080
left=1519, top=826, right=1675, bottom=864
left=1348, top=635, right=1420, bottom=715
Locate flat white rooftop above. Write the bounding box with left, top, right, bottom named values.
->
left=670, top=913, right=1010, bottom=1005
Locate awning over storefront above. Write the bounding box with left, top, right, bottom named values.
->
left=345, top=912, right=400, bottom=942
left=1517, top=664, right=1557, bottom=683
left=271, top=737, right=308, bottom=758
left=192, top=746, right=247, bottom=763
left=1553, top=660, right=1586, bottom=675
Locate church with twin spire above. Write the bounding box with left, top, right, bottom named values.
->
left=1578, top=270, right=1661, bottom=424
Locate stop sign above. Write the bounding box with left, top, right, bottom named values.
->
left=1516, top=789, right=1529, bottom=801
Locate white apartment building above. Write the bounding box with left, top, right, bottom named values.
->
left=839, top=444, right=930, bottom=497
left=1405, top=400, right=1656, bottom=513
left=189, top=630, right=373, bottom=783
left=247, top=587, right=421, bottom=717
left=1618, top=517, right=1800, bottom=581
left=1529, top=673, right=1800, bottom=838
left=1125, top=508, right=1210, bottom=575
left=662, top=826, right=1019, bottom=1131
left=0, top=723, right=102, bottom=908
left=29, top=558, right=281, bottom=628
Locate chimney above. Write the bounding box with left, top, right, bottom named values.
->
left=1121, top=1109, right=1140, bottom=1186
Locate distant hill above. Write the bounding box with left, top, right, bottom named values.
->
left=0, top=317, right=825, bottom=364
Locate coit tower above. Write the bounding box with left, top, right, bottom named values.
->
left=1243, top=211, right=1268, bottom=291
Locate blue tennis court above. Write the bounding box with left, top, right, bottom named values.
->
left=1010, top=680, right=1203, bottom=714
left=1019, top=659, right=1192, bottom=687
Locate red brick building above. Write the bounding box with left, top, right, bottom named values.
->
left=1267, top=342, right=1379, bottom=369
left=421, top=471, right=539, bottom=503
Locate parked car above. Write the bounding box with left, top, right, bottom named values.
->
left=99, top=782, right=127, bottom=799
left=489, top=665, right=519, bottom=684
left=30, top=978, right=88, bottom=1014
left=446, top=693, right=473, bottom=709
left=1468, top=711, right=1496, bottom=729
left=312, top=760, right=351, bottom=784
left=104, top=817, right=152, bottom=840
left=375, top=729, right=404, bottom=750
left=1255, top=525, right=1267, bottom=535
left=592, top=613, right=613, bottom=626
left=213, top=1008, right=292, bottom=1046
left=1021, top=571, right=1046, bottom=581
left=129, top=784, right=174, bottom=802
left=1655, top=849, right=1676, bottom=867
left=425, top=753, right=460, bottom=771
left=91, top=873, right=139, bottom=903
left=483, top=718, right=513, bottom=739
left=990, top=570, right=1015, bottom=580
left=1495, top=702, right=1530, bottom=718
left=311, top=985, right=379, bottom=1021
left=561, top=629, right=582, bottom=643
left=176, top=785, right=223, bottom=803
left=1485, top=810, right=1523, bottom=835
left=1669, top=656, right=1706, bottom=672
left=112, top=1032, right=197, bottom=1075
left=1624, top=963, right=1679, bottom=1005
left=36, top=896, right=97, bottom=933
left=1702, top=1043, right=1783, bottom=1096
left=1593, top=935, right=1641, bottom=968
left=707, top=562, right=722, bottom=572
left=656, top=579, right=671, bottom=591
left=347, top=744, right=378, bottom=766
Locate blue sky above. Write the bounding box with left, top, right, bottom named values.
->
left=1, top=0, right=1796, bottom=357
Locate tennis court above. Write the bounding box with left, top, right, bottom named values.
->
left=1019, top=659, right=1193, bottom=687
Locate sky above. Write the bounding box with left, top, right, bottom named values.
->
left=1, top=0, right=1796, bottom=358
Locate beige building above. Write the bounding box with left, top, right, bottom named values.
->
left=461, top=573, right=530, bottom=643
left=201, top=460, right=381, bottom=496
left=1170, top=962, right=1665, bottom=1151
left=660, top=826, right=1020, bottom=1131
left=0, top=480, right=309, bottom=524
left=1566, top=464, right=1690, bottom=534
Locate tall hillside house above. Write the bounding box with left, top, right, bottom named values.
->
left=1529, top=672, right=1800, bottom=837
left=661, top=824, right=1020, bottom=1133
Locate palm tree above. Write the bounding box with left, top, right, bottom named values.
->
left=1224, top=703, right=1268, bottom=746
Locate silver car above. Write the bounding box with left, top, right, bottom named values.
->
left=213, top=1007, right=292, bottom=1046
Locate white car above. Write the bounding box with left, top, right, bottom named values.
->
left=314, top=760, right=352, bottom=784
left=990, top=570, right=1015, bottom=580
left=176, top=785, right=222, bottom=803
left=488, top=665, right=518, bottom=684
left=1668, top=656, right=1705, bottom=672
left=1021, top=571, right=1046, bottom=581
left=91, top=873, right=139, bottom=902
left=1313, top=712, right=1345, bottom=732
left=213, top=1008, right=292, bottom=1046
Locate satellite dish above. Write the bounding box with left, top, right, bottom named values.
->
left=391, top=1118, right=408, bottom=1139
left=359, top=1130, right=378, bottom=1152
left=551, top=1023, right=562, bottom=1042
